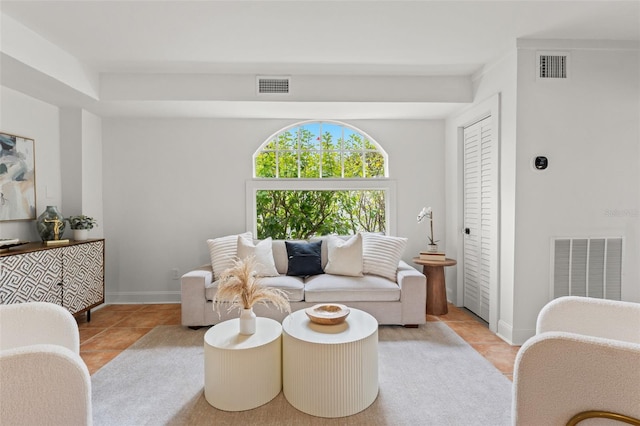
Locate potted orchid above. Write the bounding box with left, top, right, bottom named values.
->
left=417, top=207, right=439, bottom=252
left=66, top=215, right=97, bottom=241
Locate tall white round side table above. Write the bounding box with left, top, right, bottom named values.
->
left=282, top=308, right=379, bottom=418
left=204, top=317, right=282, bottom=411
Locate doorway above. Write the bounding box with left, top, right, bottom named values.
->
left=462, top=116, right=497, bottom=324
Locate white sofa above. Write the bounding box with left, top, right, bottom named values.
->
left=181, top=235, right=427, bottom=327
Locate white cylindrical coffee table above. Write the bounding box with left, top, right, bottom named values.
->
left=204, top=317, right=282, bottom=411
left=282, top=308, right=379, bottom=418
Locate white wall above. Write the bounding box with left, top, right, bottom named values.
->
left=102, top=118, right=444, bottom=303
left=512, top=45, right=640, bottom=342
left=0, top=87, right=62, bottom=241
left=447, top=42, right=639, bottom=345
left=80, top=110, right=104, bottom=239
left=445, top=51, right=519, bottom=337
left=60, top=107, right=104, bottom=239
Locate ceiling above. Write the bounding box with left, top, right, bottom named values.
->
left=1, top=0, right=639, bottom=119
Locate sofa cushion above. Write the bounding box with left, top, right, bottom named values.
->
left=271, top=239, right=305, bottom=275
left=324, top=234, right=363, bottom=277
left=285, top=240, right=324, bottom=276
left=207, top=232, right=252, bottom=280
left=237, top=236, right=279, bottom=277
left=304, top=274, right=400, bottom=303
left=205, top=275, right=305, bottom=302
left=311, top=235, right=351, bottom=269
left=362, top=233, right=407, bottom=282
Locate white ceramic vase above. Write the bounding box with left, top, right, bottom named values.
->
left=426, top=243, right=439, bottom=253
left=73, top=229, right=89, bottom=241
left=239, top=307, right=256, bottom=335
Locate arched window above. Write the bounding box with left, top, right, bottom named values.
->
left=248, top=121, right=395, bottom=239
left=254, top=121, right=387, bottom=179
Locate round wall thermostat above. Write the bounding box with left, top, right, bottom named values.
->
left=534, top=156, right=548, bottom=170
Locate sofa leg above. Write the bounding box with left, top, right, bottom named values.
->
left=403, top=324, right=419, bottom=328
left=188, top=326, right=203, bottom=330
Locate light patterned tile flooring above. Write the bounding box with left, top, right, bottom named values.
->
left=76, top=303, right=519, bottom=380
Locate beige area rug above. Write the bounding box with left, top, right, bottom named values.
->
left=92, top=323, right=512, bottom=425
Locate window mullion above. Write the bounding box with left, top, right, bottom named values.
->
left=319, top=122, right=323, bottom=179
left=297, top=129, right=301, bottom=178
left=341, top=126, right=345, bottom=178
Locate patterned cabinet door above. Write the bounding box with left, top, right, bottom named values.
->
left=0, top=248, right=63, bottom=305
left=62, top=240, right=105, bottom=313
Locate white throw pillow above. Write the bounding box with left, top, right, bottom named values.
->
left=237, top=235, right=280, bottom=277
left=324, top=234, right=363, bottom=277
left=207, top=232, right=252, bottom=280
left=361, top=232, right=408, bottom=282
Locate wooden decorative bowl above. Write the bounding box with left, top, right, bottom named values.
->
left=305, top=304, right=350, bottom=325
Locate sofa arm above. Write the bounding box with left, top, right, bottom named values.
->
left=0, top=344, right=92, bottom=426
left=537, top=296, right=640, bottom=344
left=0, top=302, right=80, bottom=353
left=513, top=332, right=640, bottom=425
left=181, top=265, right=214, bottom=326
left=397, top=261, right=427, bottom=325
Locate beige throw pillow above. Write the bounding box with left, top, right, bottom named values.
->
left=207, top=232, right=252, bottom=280
left=362, top=232, right=407, bottom=282
left=324, top=234, right=363, bottom=277
left=237, top=235, right=280, bottom=277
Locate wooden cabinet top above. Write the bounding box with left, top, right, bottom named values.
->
left=0, top=239, right=104, bottom=258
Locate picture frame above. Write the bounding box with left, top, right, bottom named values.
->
left=0, top=132, right=36, bottom=221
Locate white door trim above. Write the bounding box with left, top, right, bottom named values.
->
left=450, top=94, right=501, bottom=332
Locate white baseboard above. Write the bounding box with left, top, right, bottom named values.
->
left=106, top=291, right=181, bottom=304
left=497, top=319, right=535, bottom=346
left=497, top=319, right=514, bottom=345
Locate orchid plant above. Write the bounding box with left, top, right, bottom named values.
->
left=417, top=207, right=438, bottom=245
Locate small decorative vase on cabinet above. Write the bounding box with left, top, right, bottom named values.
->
left=36, top=206, right=66, bottom=241
left=239, top=308, right=257, bottom=335
left=73, top=229, right=89, bottom=241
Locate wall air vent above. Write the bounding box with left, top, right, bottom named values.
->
left=537, top=52, right=569, bottom=80
left=257, top=76, right=290, bottom=95
left=551, top=237, right=623, bottom=301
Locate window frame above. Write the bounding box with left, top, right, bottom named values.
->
left=250, top=120, right=395, bottom=237
left=253, top=120, right=389, bottom=179
left=246, top=179, right=397, bottom=237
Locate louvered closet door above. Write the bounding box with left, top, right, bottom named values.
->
left=463, top=117, right=494, bottom=322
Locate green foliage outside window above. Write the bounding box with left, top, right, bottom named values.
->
left=256, top=189, right=386, bottom=240
left=254, top=122, right=387, bottom=239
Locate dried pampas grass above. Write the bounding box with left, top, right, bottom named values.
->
left=213, top=256, right=291, bottom=315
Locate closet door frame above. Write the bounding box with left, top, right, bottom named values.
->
left=454, top=94, right=501, bottom=332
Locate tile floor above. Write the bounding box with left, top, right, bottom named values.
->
left=76, top=303, right=520, bottom=380
left=430, top=305, right=521, bottom=380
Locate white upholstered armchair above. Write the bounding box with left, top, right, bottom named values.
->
left=0, top=302, right=92, bottom=426
left=512, top=296, right=640, bottom=426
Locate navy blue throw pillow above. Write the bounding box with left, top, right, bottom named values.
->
left=285, top=240, right=324, bottom=277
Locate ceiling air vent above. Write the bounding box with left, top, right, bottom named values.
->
left=537, top=52, right=569, bottom=80
left=257, top=76, right=290, bottom=95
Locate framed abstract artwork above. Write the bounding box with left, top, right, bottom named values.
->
left=0, top=132, right=36, bottom=221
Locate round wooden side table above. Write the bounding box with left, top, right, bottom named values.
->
left=412, top=257, right=457, bottom=315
